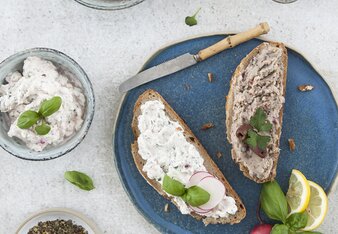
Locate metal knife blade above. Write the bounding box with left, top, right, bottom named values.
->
left=119, top=53, right=197, bottom=93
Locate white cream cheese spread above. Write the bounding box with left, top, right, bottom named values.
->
left=0, top=56, right=85, bottom=151
left=137, top=100, right=238, bottom=218
left=230, top=43, right=285, bottom=180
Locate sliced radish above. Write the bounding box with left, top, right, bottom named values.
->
left=197, top=176, right=225, bottom=210
left=190, top=205, right=212, bottom=214
left=186, top=171, right=212, bottom=188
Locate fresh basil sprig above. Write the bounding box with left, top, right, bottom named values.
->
left=163, top=175, right=186, bottom=196
left=64, top=171, right=95, bottom=191
left=35, top=121, right=51, bottom=135
left=260, top=181, right=288, bottom=223
left=17, top=96, right=62, bottom=135
left=185, top=8, right=201, bottom=27
left=39, top=96, right=62, bottom=117
left=181, top=185, right=210, bottom=207
left=162, top=175, right=210, bottom=207
left=271, top=224, right=289, bottom=234
left=17, top=110, right=40, bottom=129
left=261, top=181, right=322, bottom=234
left=286, top=212, right=308, bottom=231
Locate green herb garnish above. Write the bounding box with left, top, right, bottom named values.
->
left=17, top=110, right=40, bottom=129
left=35, top=121, right=51, bottom=135
left=260, top=181, right=321, bottom=234
left=260, top=181, right=288, bottom=223
left=162, top=175, right=210, bottom=207
left=185, top=8, right=201, bottom=27
left=39, top=96, right=62, bottom=117
left=245, top=129, right=271, bottom=150
left=250, top=108, right=273, bottom=132
left=17, top=96, right=62, bottom=135
left=242, top=108, right=272, bottom=151
left=64, top=171, right=95, bottom=191
left=181, top=185, right=210, bottom=207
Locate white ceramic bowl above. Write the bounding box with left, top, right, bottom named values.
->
left=74, top=0, right=144, bottom=10
left=0, top=48, right=95, bottom=161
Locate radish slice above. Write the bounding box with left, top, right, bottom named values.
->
left=197, top=176, right=225, bottom=210
left=186, top=171, right=212, bottom=188
left=190, top=205, right=212, bottom=214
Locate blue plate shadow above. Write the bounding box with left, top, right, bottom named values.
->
left=114, top=35, right=338, bottom=234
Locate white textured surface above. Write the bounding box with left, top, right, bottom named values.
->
left=0, top=0, right=337, bottom=233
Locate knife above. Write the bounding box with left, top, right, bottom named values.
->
left=119, top=22, right=270, bottom=93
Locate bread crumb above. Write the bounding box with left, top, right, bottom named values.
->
left=288, top=138, right=296, bottom=152
left=201, top=122, right=214, bottom=130
left=164, top=203, right=170, bottom=212
left=216, top=151, right=222, bottom=159
left=298, top=84, right=314, bottom=92
left=208, top=73, right=213, bottom=83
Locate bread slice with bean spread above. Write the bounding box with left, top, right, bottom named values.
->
left=226, top=42, right=288, bottom=183
left=131, top=89, right=246, bottom=225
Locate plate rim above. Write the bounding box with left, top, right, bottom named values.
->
left=112, top=32, right=338, bottom=233
left=15, top=207, right=103, bottom=234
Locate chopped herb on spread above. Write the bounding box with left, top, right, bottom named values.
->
left=245, top=129, right=270, bottom=150
left=249, top=108, right=272, bottom=132
left=237, top=108, right=272, bottom=157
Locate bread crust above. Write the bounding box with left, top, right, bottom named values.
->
left=131, top=89, right=246, bottom=225
left=225, top=42, right=288, bottom=183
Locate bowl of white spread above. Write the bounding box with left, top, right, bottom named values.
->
left=0, top=48, right=95, bottom=160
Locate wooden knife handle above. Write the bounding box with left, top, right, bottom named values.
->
left=196, top=22, right=270, bottom=61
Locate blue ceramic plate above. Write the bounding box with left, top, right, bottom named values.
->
left=113, top=35, right=338, bottom=233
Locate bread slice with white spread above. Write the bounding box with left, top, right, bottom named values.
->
left=131, top=89, right=246, bottom=225
left=226, top=42, right=288, bottom=183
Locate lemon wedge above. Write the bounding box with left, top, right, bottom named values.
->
left=302, top=181, right=328, bottom=231
left=286, top=169, right=311, bottom=214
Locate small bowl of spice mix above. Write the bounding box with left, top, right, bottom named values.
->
left=16, top=208, right=101, bottom=234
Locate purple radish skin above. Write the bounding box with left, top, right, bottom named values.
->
left=250, top=224, right=272, bottom=234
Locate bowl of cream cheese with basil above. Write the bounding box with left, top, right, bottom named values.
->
left=0, top=48, right=95, bottom=160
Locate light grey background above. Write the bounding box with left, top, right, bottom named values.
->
left=0, top=0, right=337, bottom=233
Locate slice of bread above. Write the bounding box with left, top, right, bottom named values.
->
left=226, top=42, right=288, bottom=183
left=131, top=89, right=246, bottom=225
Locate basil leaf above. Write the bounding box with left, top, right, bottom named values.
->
left=35, top=122, right=51, bottom=135
left=39, top=96, right=62, bottom=117
left=17, top=110, right=40, bottom=129
left=64, top=171, right=95, bottom=191
left=260, top=181, right=288, bottom=223
left=162, top=175, right=186, bottom=196
left=286, top=212, right=308, bottom=231
left=185, top=8, right=201, bottom=26
left=181, top=186, right=210, bottom=207
left=271, top=224, right=289, bottom=234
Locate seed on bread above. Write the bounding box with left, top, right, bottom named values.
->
left=298, top=84, right=314, bottom=92
left=201, top=122, right=214, bottom=130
